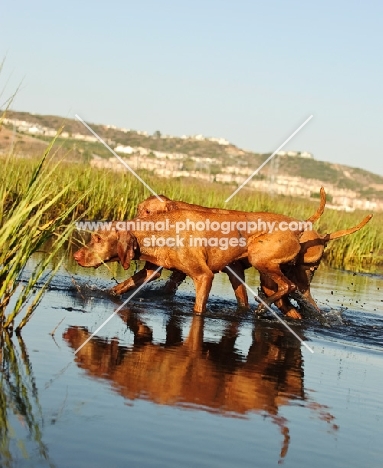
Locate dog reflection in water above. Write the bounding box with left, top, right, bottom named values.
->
left=63, top=312, right=338, bottom=461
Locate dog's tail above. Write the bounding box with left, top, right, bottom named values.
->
left=306, top=187, right=326, bottom=224
left=322, top=214, right=373, bottom=242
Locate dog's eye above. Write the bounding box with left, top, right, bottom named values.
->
left=146, top=209, right=150, bottom=214
left=94, top=234, right=101, bottom=243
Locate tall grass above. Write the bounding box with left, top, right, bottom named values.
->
left=2, top=153, right=382, bottom=272
left=0, top=142, right=85, bottom=331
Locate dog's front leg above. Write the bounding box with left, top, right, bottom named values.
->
left=191, top=271, right=214, bottom=314
left=223, top=261, right=249, bottom=309
left=110, top=261, right=162, bottom=295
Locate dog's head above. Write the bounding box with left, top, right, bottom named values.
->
left=73, top=227, right=139, bottom=270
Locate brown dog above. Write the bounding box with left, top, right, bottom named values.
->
left=74, top=208, right=312, bottom=314
left=111, top=191, right=325, bottom=317
left=264, top=213, right=373, bottom=316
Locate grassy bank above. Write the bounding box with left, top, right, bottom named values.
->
left=2, top=154, right=382, bottom=271
left=0, top=148, right=84, bottom=331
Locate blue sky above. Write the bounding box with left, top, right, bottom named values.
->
left=1, top=0, right=382, bottom=175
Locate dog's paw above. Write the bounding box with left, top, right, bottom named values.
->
left=110, top=285, right=124, bottom=296
left=237, top=303, right=251, bottom=312
left=109, top=289, right=119, bottom=297
left=255, top=304, right=267, bottom=316
left=285, top=309, right=302, bottom=320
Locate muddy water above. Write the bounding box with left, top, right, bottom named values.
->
left=1, top=255, right=382, bottom=468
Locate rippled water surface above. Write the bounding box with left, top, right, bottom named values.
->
left=1, top=257, right=382, bottom=467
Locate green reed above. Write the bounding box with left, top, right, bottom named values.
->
left=0, top=141, right=85, bottom=331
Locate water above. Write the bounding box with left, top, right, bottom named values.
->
left=1, top=256, right=382, bottom=467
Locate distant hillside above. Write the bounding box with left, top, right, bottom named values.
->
left=2, top=109, right=383, bottom=209
left=275, top=156, right=383, bottom=194
left=3, top=110, right=242, bottom=159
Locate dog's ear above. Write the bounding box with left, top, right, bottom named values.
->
left=116, top=230, right=138, bottom=270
